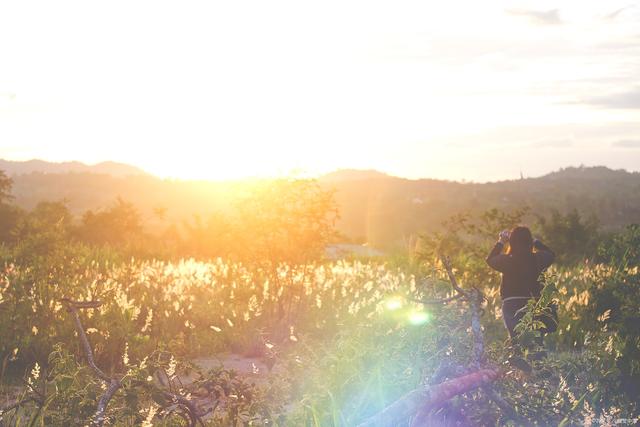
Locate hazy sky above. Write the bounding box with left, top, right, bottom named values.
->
left=1, top=1, right=639, bottom=181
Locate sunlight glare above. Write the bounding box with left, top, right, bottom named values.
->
left=408, top=310, right=430, bottom=326
left=385, top=297, right=403, bottom=311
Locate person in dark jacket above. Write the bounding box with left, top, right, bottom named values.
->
left=486, top=226, right=555, bottom=340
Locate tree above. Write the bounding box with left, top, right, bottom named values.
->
left=597, top=224, right=640, bottom=267
left=78, top=198, right=144, bottom=246
left=417, top=207, right=530, bottom=285
left=14, top=201, right=73, bottom=235
left=234, top=178, right=339, bottom=265
left=181, top=212, right=232, bottom=258
left=536, top=209, right=599, bottom=264
left=0, top=171, right=23, bottom=243
left=11, top=201, right=73, bottom=261
left=0, top=170, right=13, bottom=204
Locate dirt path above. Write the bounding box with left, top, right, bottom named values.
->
left=192, top=354, right=272, bottom=376
left=180, top=353, right=283, bottom=388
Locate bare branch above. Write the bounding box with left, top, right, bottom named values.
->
left=436, top=256, right=486, bottom=367
left=64, top=301, right=111, bottom=383
left=0, top=396, right=40, bottom=415
left=369, top=255, right=498, bottom=426
left=160, top=390, right=209, bottom=427
left=93, top=379, right=121, bottom=426
left=439, top=255, right=469, bottom=298
left=429, top=361, right=469, bottom=385
left=484, top=386, right=526, bottom=424
left=469, top=288, right=484, bottom=368
left=61, top=298, right=211, bottom=426
left=62, top=299, right=122, bottom=427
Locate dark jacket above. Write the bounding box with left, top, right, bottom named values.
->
left=486, top=240, right=555, bottom=299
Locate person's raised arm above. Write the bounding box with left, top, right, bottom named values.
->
left=533, top=238, right=555, bottom=270
left=486, top=230, right=510, bottom=272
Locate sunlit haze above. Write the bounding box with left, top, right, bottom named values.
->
left=1, top=1, right=639, bottom=181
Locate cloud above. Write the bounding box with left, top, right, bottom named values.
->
left=506, top=9, right=563, bottom=25
left=583, top=88, right=640, bottom=109
left=612, top=140, right=640, bottom=148
left=435, top=122, right=640, bottom=151
left=604, top=5, right=634, bottom=21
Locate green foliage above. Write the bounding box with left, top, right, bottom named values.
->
left=513, top=273, right=559, bottom=349
left=0, top=170, right=13, bottom=205
left=11, top=201, right=74, bottom=263
left=0, top=203, right=23, bottom=244
left=1, top=250, right=639, bottom=424
left=418, top=207, right=529, bottom=284
left=0, top=173, right=23, bottom=244
left=597, top=223, right=640, bottom=267
left=1, top=171, right=639, bottom=425
left=536, top=209, right=600, bottom=265
left=10, top=164, right=640, bottom=248
left=585, top=264, right=640, bottom=402
left=1, top=344, right=278, bottom=426
left=416, top=209, right=639, bottom=423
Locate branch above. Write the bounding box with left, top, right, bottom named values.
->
left=439, top=255, right=469, bottom=298
left=429, top=361, right=469, bottom=385
left=62, top=298, right=211, bottom=426
left=93, top=379, right=121, bottom=426
left=0, top=396, right=40, bottom=415
left=437, top=256, right=486, bottom=367
left=409, top=256, right=468, bottom=307
left=356, top=368, right=502, bottom=427
left=64, top=301, right=111, bottom=383
left=469, top=288, right=484, bottom=368
left=483, top=386, right=526, bottom=424
left=160, top=391, right=208, bottom=427
left=62, top=299, right=121, bottom=427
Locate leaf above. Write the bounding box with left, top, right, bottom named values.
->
left=55, top=374, right=74, bottom=392
left=151, top=390, right=169, bottom=406
left=558, top=391, right=588, bottom=427
left=124, top=389, right=139, bottom=410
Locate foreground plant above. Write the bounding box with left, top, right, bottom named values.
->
left=0, top=298, right=273, bottom=426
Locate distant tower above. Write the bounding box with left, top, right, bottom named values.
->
left=520, top=170, right=524, bottom=180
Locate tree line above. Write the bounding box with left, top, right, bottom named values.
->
left=0, top=170, right=339, bottom=265
left=1, top=167, right=638, bottom=269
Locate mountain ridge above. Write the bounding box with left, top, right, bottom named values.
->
left=3, top=158, right=638, bottom=184
left=0, top=159, right=148, bottom=177
left=3, top=160, right=639, bottom=247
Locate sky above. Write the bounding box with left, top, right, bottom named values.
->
left=0, top=0, right=639, bottom=182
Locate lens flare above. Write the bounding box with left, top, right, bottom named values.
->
left=385, top=298, right=402, bottom=311
left=408, top=310, right=430, bottom=325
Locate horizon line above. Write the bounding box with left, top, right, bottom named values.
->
left=0, top=157, right=637, bottom=185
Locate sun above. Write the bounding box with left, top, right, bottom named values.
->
left=139, top=144, right=323, bottom=181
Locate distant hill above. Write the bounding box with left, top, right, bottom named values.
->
left=321, top=169, right=391, bottom=182
left=540, top=165, right=638, bottom=181
left=2, top=162, right=639, bottom=248
left=325, top=166, right=640, bottom=246
left=0, top=159, right=148, bottom=177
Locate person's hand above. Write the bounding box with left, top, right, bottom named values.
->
left=499, top=229, right=510, bottom=244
